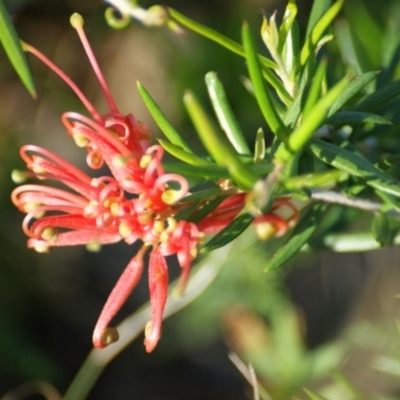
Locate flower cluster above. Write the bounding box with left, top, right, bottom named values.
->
left=12, top=14, right=297, bottom=352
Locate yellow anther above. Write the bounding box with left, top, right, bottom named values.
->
left=33, top=210, right=45, bottom=219
left=153, top=220, right=165, bottom=234
left=119, top=221, right=133, bottom=238
left=34, top=243, right=50, bottom=253
left=166, top=218, right=177, bottom=232
left=143, top=198, right=153, bottom=209
left=72, top=131, right=89, bottom=147
left=139, top=154, right=152, bottom=169
left=22, top=201, right=41, bottom=213
left=32, top=165, right=47, bottom=176
left=40, top=227, right=59, bottom=243
left=161, top=190, right=181, bottom=205
left=110, top=202, right=120, bottom=216
left=70, top=13, right=84, bottom=29
left=103, top=197, right=116, bottom=209
left=159, top=231, right=169, bottom=243
left=138, top=212, right=152, bottom=224
left=11, top=170, right=27, bottom=184
left=256, top=223, right=276, bottom=241
left=144, top=6, right=169, bottom=26
left=190, top=248, right=198, bottom=260
left=86, top=241, right=102, bottom=252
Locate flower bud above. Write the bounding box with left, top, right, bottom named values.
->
left=261, top=12, right=279, bottom=56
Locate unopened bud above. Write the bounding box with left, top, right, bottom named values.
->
left=261, top=12, right=279, bottom=55
left=142, top=6, right=168, bottom=27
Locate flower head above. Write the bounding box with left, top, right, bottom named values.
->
left=13, top=13, right=198, bottom=352
left=12, top=13, right=297, bottom=353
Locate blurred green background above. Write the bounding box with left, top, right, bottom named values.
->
left=2, top=0, right=400, bottom=399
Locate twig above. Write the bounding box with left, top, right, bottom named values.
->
left=310, top=188, right=400, bottom=218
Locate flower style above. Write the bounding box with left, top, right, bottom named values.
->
left=12, top=13, right=297, bottom=352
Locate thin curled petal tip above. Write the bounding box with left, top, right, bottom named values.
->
left=93, top=327, right=119, bottom=349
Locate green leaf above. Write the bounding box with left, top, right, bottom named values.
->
left=137, top=82, right=192, bottom=153
left=282, top=20, right=300, bottom=79
left=278, top=0, right=298, bottom=53
left=167, top=7, right=278, bottom=72
left=189, top=196, right=228, bottom=224
left=180, top=186, right=221, bottom=202
left=327, top=111, right=392, bottom=126
left=302, top=58, right=327, bottom=119
left=242, top=22, right=290, bottom=144
left=372, top=213, right=391, bottom=247
left=307, top=139, right=400, bottom=197
left=0, top=0, right=36, bottom=96
left=264, top=203, right=326, bottom=272
left=166, top=160, right=272, bottom=181
left=276, top=75, right=350, bottom=160
left=355, top=80, right=400, bottom=111
left=283, top=83, right=306, bottom=127
left=303, top=388, right=330, bottom=400
left=254, top=128, right=265, bottom=164
left=183, top=90, right=258, bottom=189
left=335, top=18, right=363, bottom=75
left=374, top=190, right=399, bottom=212
left=284, top=169, right=348, bottom=190
left=300, top=0, right=343, bottom=67
left=376, top=154, right=400, bottom=171
left=343, top=0, right=383, bottom=68
left=205, top=72, right=251, bottom=155
left=329, top=71, right=379, bottom=115
left=163, top=162, right=229, bottom=180
left=158, top=139, right=215, bottom=167
left=306, top=0, right=331, bottom=37
left=281, top=150, right=301, bottom=180
left=169, top=8, right=273, bottom=64
left=167, top=8, right=293, bottom=104
left=201, top=213, right=253, bottom=253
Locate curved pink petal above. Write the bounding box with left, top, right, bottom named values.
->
left=92, top=246, right=146, bottom=348
left=144, top=248, right=168, bottom=353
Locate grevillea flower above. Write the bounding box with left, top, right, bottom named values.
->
left=12, top=13, right=198, bottom=353
left=12, top=13, right=297, bottom=352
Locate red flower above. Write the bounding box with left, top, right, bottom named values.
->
left=12, top=14, right=198, bottom=352
left=12, top=13, right=297, bottom=352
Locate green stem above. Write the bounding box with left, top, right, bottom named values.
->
left=63, top=358, right=103, bottom=400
